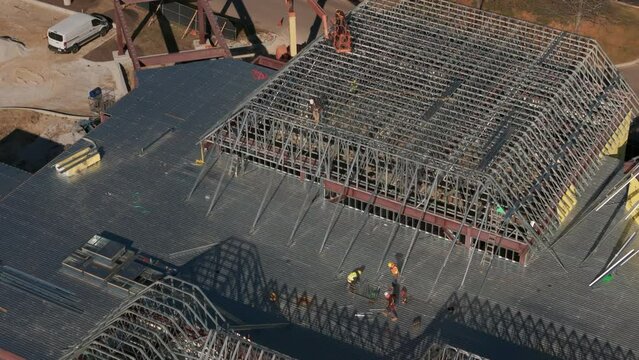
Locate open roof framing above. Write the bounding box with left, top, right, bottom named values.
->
left=418, top=344, right=488, bottom=360
left=199, top=0, right=639, bottom=266
left=62, top=277, right=292, bottom=360
left=113, top=0, right=231, bottom=72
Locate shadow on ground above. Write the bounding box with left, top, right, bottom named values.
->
left=178, top=237, right=394, bottom=359
left=0, top=129, right=64, bottom=173
left=404, top=292, right=638, bottom=360
left=219, top=0, right=267, bottom=55
left=176, top=237, right=636, bottom=359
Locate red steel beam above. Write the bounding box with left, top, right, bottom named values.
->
left=113, top=0, right=141, bottom=70
left=251, top=56, right=286, bottom=70
left=213, top=131, right=529, bottom=262
left=306, top=0, right=329, bottom=39
left=0, top=348, right=26, bottom=360
left=197, top=4, right=206, bottom=45
left=198, top=0, right=231, bottom=57
left=323, top=179, right=529, bottom=262
left=120, top=0, right=156, bottom=4
left=115, top=19, right=124, bottom=55
left=138, top=48, right=228, bottom=66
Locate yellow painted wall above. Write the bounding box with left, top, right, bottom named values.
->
left=557, top=184, right=577, bottom=224
left=602, top=111, right=632, bottom=157
left=626, top=177, right=639, bottom=225
left=606, top=110, right=639, bottom=225
left=556, top=111, right=632, bottom=225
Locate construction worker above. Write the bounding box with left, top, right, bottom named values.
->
left=309, top=98, right=322, bottom=125
left=349, top=79, right=358, bottom=93
left=400, top=286, right=408, bottom=304
left=387, top=261, right=399, bottom=279
left=347, top=267, right=363, bottom=292
left=384, top=290, right=398, bottom=321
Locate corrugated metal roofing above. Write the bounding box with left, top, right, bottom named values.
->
left=0, top=59, right=274, bottom=358
left=0, top=58, right=637, bottom=360
left=0, top=162, right=29, bottom=200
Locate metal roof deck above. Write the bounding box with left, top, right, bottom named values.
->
left=0, top=162, right=29, bottom=200
left=0, top=58, right=638, bottom=360
left=0, top=59, right=275, bottom=358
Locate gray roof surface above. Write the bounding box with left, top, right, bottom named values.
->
left=0, top=58, right=638, bottom=359
left=0, top=58, right=274, bottom=358
left=0, top=162, right=30, bottom=200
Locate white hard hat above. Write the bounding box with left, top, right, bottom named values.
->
left=309, top=99, right=315, bottom=104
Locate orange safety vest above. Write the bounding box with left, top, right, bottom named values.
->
left=389, top=264, right=399, bottom=277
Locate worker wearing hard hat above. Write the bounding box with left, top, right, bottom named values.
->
left=384, top=290, right=398, bottom=321
left=309, top=98, right=322, bottom=125
left=347, top=266, right=364, bottom=292
left=387, top=261, right=399, bottom=279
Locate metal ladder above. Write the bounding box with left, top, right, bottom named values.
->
left=480, top=241, right=496, bottom=266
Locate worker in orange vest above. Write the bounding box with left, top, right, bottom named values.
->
left=387, top=261, right=399, bottom=279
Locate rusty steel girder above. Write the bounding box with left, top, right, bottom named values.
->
left=112, top=0, right=231, bottom=75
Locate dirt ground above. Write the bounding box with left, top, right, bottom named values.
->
left=84, top=6, right=209, bottom=62
left=38, top=0, right=113, bottom=14
left=0, top=109, right=83, bottom=145
left=0, top=0, right=116, bottom=115
left=207, top=0, right=355, bottom=56
left=84, top=4, right=285, bottom=62
left=0, top=109, right=85, bottom=172
left=457, top=0, right=639, bottom=64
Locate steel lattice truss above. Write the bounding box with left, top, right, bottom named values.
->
left=200, top=0, right=639, bottom=264
left=419, top=344, right=489, bottom=360
left=62, top=277, right=292, bottom=360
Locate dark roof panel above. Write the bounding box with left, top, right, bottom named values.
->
left=0, top=59, right=273, bottom=359
left=0, top=162, right=30, bottom=200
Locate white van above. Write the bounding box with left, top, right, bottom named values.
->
left=48, top=13, right=110, bottom=53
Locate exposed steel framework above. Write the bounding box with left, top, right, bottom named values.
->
left=419, top=344, right=489, bottom=360
left=198, top=0, right=639, bottom=269
left=62, top=277, right=291, bottom=360
left=113, top=0, right=231, bottom=72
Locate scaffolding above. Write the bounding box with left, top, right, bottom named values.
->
left=62, top=277, right=292, bottom=360
left=199, top=0, right=639, bottom=265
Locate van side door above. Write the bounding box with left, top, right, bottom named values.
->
left=74, top=19, right=91, bottom=45
left=80, top=19, right=95, bottom=43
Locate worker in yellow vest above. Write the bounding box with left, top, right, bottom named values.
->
left=388, top=261, right=399, bottom=279
left=347, top=267, right=363, bottom=292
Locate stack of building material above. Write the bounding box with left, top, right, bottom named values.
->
left=53, top=146, right=100, bottom=176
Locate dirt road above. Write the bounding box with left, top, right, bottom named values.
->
left=0, top=0, right=116, bottom=115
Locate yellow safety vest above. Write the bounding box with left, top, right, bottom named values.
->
left=347, top=270, right=361, bottom=283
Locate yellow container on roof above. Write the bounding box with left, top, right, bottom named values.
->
left=54, top=147, right=91, bottom=172
left=55, top=146, right=101, bottom=177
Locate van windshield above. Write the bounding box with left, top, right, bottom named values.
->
left=48, top=32, right=63, bottom=41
